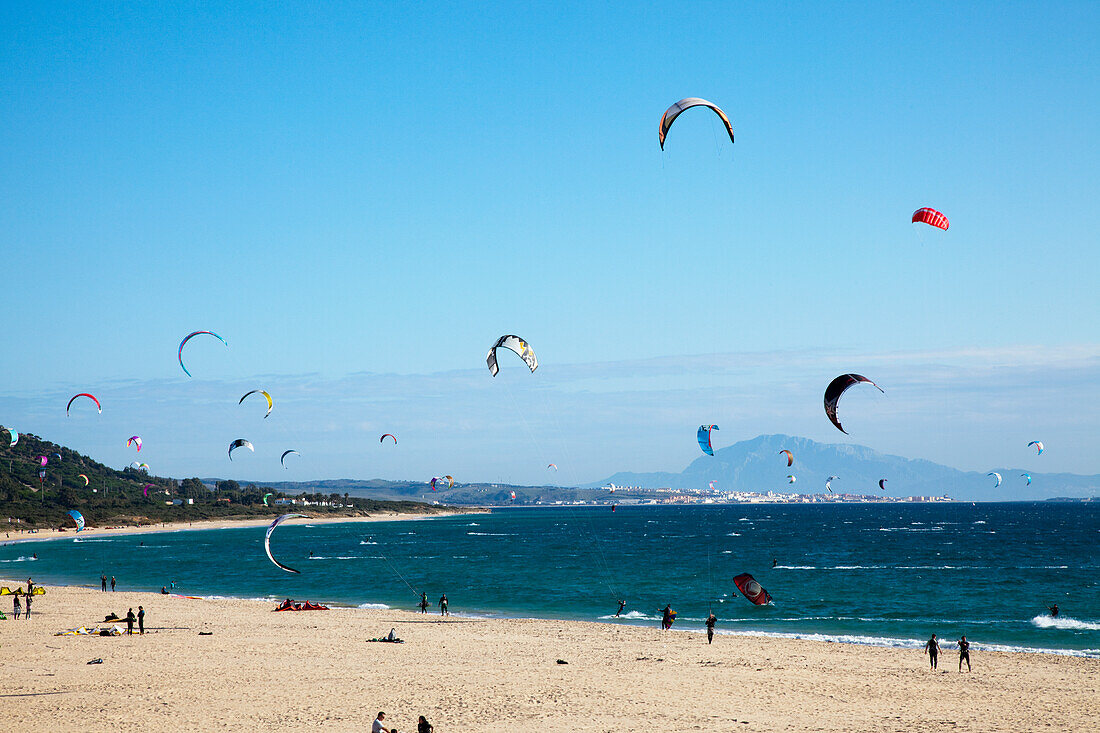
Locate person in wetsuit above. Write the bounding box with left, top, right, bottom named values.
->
left=419, top=593, right=430, bottom=613
left=957, top=636, right=971, bottom=672
left=1047, top=604, right=1059, bottom=618
left=705, top=612, right=717, bottom=644
left=660, top=604, right=674, bottom=630
left=924, top=634, right=940, bottom=669
left=615, top=599, right=626, bottom=617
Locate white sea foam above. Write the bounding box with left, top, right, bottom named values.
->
left=467, top=523, right=479, bottom=526
left=466, top=532, right=514, bottom=536
left=598, top=610, right=658, bottom=621
left=356, top=602, right=390, bottom=610
left=359, top=540, right=378, bottom=545
left=1031, top=614, right=1100, bottom=631
left=0, top=555, right=37, bottom=563
left=712, top=629, right=1098, bottom=657
left=775, top=565, right=816, bottom=570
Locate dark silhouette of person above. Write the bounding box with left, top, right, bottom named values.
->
left=417, top=715, right=434, bottom=733
left=438, top=594, right=448, bottom=616
left=772, top=558, right=778, bottom=567
left=957, top=636, right=971, bottom=672
left=660, top=604, right=674, bottom=630
left=924, top=634, right=940, bottom=669
left=125, top=608, right=136, bottom=635
left=1048, top=604, right=1059, bottom=618
left=111, top=576, right=116, bottom=591
left=419, top=593, right=430, bottom=613
left=705, top=612, right=717, bottom=643
left=137, top=606, right=145, bottom=634
left=615, top=599, right=626, bottom=617
left=101, top=574, right=107, bottom=591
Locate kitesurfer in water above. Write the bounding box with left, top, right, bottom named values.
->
left=615, top=599, right=626, bottom=617
left=772, top=558, right=777, bottom=568
left=957, top=636, right=971, bottom=672
left=924, top=634, right=940, bottom=670
left=705, top=612, right=717, bottom=643
left=419, top=593, right=430, bottom=613
left=1047, top=604, right=1059, bottom=618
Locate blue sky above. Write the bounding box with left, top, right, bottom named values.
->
left=2, top=3, right=1097, bottom=484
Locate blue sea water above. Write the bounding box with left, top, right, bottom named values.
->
left=3, top=503, right=1098, bottom=657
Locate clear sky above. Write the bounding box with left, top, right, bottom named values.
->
left=2, top=2, right=1097, bottom=484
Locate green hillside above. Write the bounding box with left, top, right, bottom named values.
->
left=0, top=431, right=455, bottom=530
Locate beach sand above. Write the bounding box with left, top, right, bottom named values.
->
left=0, top=583, right=1095, bottom=732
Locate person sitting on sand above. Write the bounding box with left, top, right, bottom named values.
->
left=615, top=599, right=626, bottom=617
left=924, top=634, right=940, bottom=669
left=161, top=586, right=168, bottom=594
left=372, top=711, right=389, bottom=733
left=1047, top=604, right=1059, bottom=617
left=417, top=715, right=433, bottom=733
left=957, top=636, right=971, bottom=672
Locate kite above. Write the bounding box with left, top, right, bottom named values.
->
left=178, top=331, right=228, bottom=378
left=988, top=472, right=1002, bottom=488
left=486, top=335, right=538, bottom=376
left=826, top=476, right=839, bottom=493
left=240, top=390, right=273, bottom=419
left=879, top=479, right=887, bottom=491
left=51, top=452, right=61, bottom=462
left=779, top=449, right=793, bottom=467
left=823, top=374, right=884, bottom=434
left=380, top=433, right=397, bottom=445
left=143, top=483, right=153, bottom=498
left=912, top=207, right=949, bottom=230
left=38, top=456, right=48, bottom=466
left=1028, top=441, right=1044, bottom=456
left=127, top=436, right=142, bottom=452
left=697, top=425, right=719, bottom=456
left=1, top=426, right=17, bottom=447
left=510, top=490, right=516, bottom=501
left=787, top=475, right=796, bottom=484
left=228, top=439, right=254, bottom=460
left=445, top=475, right=454, bottom=488
left=733, top=573, right=772, bottom=606
left=547, top=463, right=558, bottom=470
left=280, top=449, right=299, bottom=468
left=1021, top=473, right=1032, bottom=486
left=77, top=474, right=89, bottom=486
left=430, top=476, right=454, bottom=491
left=612, top=504, right=617, bottom=512
left=265, top=513, right=308, bottom=574
left=67, top=510, right=85, bottom=532
left=263, top=492, right=273, bottom=507
left=66, top=393, right=101, bottom=415
left=658, top=98, right=734, bottom=150
left=709, top=480, right=717, bottom=490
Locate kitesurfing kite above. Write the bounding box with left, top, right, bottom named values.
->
left=486, top=335, right=537, bottom=376
left=67, top=510, right=85, bottom=532
left=265, top=513, right=307, bottom=574
left=509, top=490, right=516, bottom=501
left=988, top=472, right=1002, bottom=488
left=38, top=456, right=48, bottom=466
left=912, top=207, right=949, bottom=230
left=280, top=449, right=299, bottom=468
left=239, top=390, right=273, bottom=419
left=709, top=480, right=718, bottom=490
left=178, top=331, right=227, bottom=378
left=1028, top=441, right=1044, bottom=456
left=1, top=426, right=17, bottom=447
left=547, top=463, right=558, bottom=470
left=263, top=492, right=273, bottom=506
left=143, top=483, right=153, bottom=498
left=51, top=452, right=61, bottom=462
left=659, top=98, right=734, bottom=150
left=826, top=476, right=839, bottom=493
left=380, top=434, right=397, bottom=445
left=127, top=436, right=142, bottom=452
left=228, top=439, right=254, bottom=460
left=697, top=425, right=719, bottom=456
left=733, top=573, right=772, bottom=606
left=66, top=393, right=101, bottom=416
left=879, top=479, right=887, bottom=491
left=787, top=475, right=796, bottom=484
left=77, top=474, right=89, bottom=486
left=1021, top=473, right=1032, bottom=486
left=823, top=374, right=884, bottom=434
left=779, top=449, right=793, bottom=467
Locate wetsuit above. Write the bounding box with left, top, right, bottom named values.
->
left=616, top=600, right=626, bottom=617
left=958, top=639, right=970, bottom=671
left=419, top=594, right=430, bottom=613
left=1049, top=605, right=1059, bottom=617
left=705, top=614, right=717, bottom=644
left=924, top=637, right=939, bottom=669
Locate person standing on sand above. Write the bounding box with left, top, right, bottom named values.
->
left=101, top=574, right=107, bottom=592
left=24, top=593, right=31, bottom=619
left=137, top=606, right=145, bottom=634
left=111, top=576, right=116, bottom=591
left=417, top=715, right=433, bottom=733
left=957, top=636, right=971, bottom=672
left=924, top=634, right=940, bottom=669
left=419, top=593, right=429, bottom=613
left=125, top=608, right=136, bottom=635
left=372, top=711, right=389, bottom=733
left=705, top=612, right=717, bottom=643
left=660, top=604, right=674, bottom=630
left=12, top=593, right=20, bottom=620
left=438, top=594, right=448, bottom=616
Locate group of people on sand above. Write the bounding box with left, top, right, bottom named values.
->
left=10, top=577, right=34, bottom=619
left=417, top=592, right=449, bottom=616
left=923, top=634, right=972, bottom=672
left=371, top=710, right=433, bottom=733
left=100, top=574, right=116, bottom=591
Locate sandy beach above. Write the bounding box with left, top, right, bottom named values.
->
left=0, top=582, right=1095, bottom=732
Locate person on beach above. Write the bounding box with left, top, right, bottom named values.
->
left=26, top=578, right=33, bottom=594
left=371, top=711, right=389, bottom=733
left=138, top=606, right=145, bottom=634
left=705, top=612, right=717, bottom=643
left=924, top=634, right=940, bottom=669
left=438, top=594, right=448, bottom=616
left=24, top=593, right=32, bottom=619
left=419, top=593, right=429, bottom=613
left=660, top=604, right=674, bottom=630
left=12, top=593, right=20, bottom=620
left=616, top=599, right=627, bottom=617
left=417, top=715, right=433, bottom=733
left=101, top=574, right=107, bottom=592
left=1047, top=604, right=1059, bottom=617
left=160, top=586, right=168, bottom=594
left=125, top=608, right=136, bottom=635
left=111, top=576, right=116, bottom=591
left=957, top=636, right=971, bottom=672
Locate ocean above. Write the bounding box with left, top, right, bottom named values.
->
left=3, top=503, right=1098, bottom=657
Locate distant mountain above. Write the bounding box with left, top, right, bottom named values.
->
left=592, top=434, right=1100, bottom=501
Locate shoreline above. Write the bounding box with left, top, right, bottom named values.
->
left=1, top=581, right=1095, bottom=731
left=0, top=510, right=475, bottom=545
